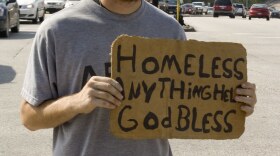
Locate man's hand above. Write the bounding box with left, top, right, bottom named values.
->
left=74, top=76, right=124, bottom=114
left=235, top=82, right=257, bottom=117
left=20, top=76, right=123, bottom=131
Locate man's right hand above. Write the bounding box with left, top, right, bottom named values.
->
left=73, top=76, right=124, bottom=114
left=20, top=76, right=123, bottom=131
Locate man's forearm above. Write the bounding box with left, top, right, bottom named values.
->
left=20, top=94, right=81, bottom=131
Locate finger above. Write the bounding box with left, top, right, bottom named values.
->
left=235, top=96, right=256, bottom=107
left=93, top=98, right=117, bottom=109
left=90, top=89, right=121, bottom=107
left=236, top=88, right=255, bottom=97
left=89, top=76, right=123, bottom=100
left=91, top=81, right=123, bottom=101
left=240, top=105, right=254, bottom=117
left=91, top=76, right=123, bottom=92
left=241, top=82, right=256, bottom=90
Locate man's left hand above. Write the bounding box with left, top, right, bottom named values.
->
left=235, top=82, right=257, bottom=117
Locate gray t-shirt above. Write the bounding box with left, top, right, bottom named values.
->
left=21, top=0, right=186, bottom=155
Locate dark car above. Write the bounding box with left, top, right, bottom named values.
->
left=158, top=0, right=168, bottom=12
left=213, top=0, right=235, bottom=18
left=166, top=0, right=183, bottom=14
left=233, top=3, right=247, bottom=18
left=249, top=4, right=270, bottom=21
left=158, top=0, right=182, bottom=14
left=0, top=0, right=20, bottom=37
left=270, top=8, right=280, bottom=18
left=181, top=3, right=196, bottom=14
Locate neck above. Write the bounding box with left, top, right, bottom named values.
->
left=100, top=0, right=142, bottom=15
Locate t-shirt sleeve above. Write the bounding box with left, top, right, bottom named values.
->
left=168, top=16, right=187, bottom=41
left=175, top=22, right=187, bottom=41
left=21, top=24, right=58, bottom=106
left=178, top=28, right=187, bottom=41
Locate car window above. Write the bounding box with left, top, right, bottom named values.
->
left=234, top=4, right=243, bottom=8
left=193, top=2, right=202, bottom=6
left=168, top=1, right=176, bottom=4
left=17, top=0, right=35, bottom=4
left=252, top=4, right=268, bottom=8
left=0, top=0, right=7, bottom=3
left=215, top=0, right=232, bottom=5
left=183, top=4, right=192, bottom=7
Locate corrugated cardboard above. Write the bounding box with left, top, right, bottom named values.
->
left=110, top=35, right=247, bottom=140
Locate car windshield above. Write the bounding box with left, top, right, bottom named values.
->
left=167, top=0, right=178, bottom=5
left=215, top=0, right=232, bottom=5
left=252, top=4, right=268, bottom=8
left=17, top=0, right=35, bottom=3
left=183, top=4, right=192, bottom=7
left=234, top=4, right=243, bottom=8
left=193, top=2, right=202, bottom=6
left=0, top=0, right=6, bottom=3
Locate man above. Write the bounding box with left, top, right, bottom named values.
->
left=20, top=0, right=257, bottom=156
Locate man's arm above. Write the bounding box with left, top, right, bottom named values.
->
left=20, top=76, right=123, bottom=131
left=20, top=96, right=80, bottom=131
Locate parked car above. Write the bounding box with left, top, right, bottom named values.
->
left=192, top=2, right=208, bottom=15
left=166, top=0, right=184, bottom=14
left=181, top=3, right=196, bottom=14
left=44, top=0, right=65, bottom=13
left=249, top=4, right=270, bottom=21
left=233, top=3, right=246, bottom=18
left=213, top=0, right=235, bottom=18
left=207, top=6, right=213, bottom=14
left=158, top=0, right=168, bottom=12
left=271, top=10, right=280, bottom=18
left=166, top=0, right=178, bottom=14
left=0, top=0, right=20, bottom=37
left=158, top=0, right=183, bottom=14
left=64, top=0, right=80, bottom=8
left=270, top=7, right=280, bottom=18
left=18, top=0, right=45, bottom=23
left=268, top=7, right=275, bottom=16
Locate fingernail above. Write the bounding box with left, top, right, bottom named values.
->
left=119, top=95, right=123, bottom=100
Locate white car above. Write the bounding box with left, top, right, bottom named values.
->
left=64, top=0, right=80, bottom=8
left=192, top=2, right=208, bottom=15
left=207, top=7, right=213, bottom=15
left=44, top=0, right=65, bottom=13
left=18, top=0, right=45, bottom=23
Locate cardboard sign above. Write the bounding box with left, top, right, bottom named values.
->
left=110, top=35, right=247, bottom=140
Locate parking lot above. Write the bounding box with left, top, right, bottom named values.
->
left=1, top=9, right=280, bottom=156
